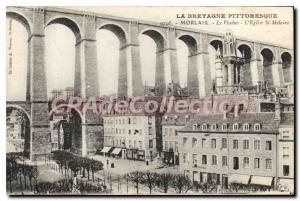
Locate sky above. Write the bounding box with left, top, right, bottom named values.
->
left=6, top=7, right=293, bottom=101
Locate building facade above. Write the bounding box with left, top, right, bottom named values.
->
left=277, top=112, right=294, bottom=192
left=102, top=114, right=157, bottom=161
left=175, top=103, right=294, bottom=192
left=161, top=114, right=189, bottom=165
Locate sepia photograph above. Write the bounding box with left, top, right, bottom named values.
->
left=6, top=5, right=294, bottom=195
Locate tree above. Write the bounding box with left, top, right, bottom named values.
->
left=90, top=159, right=103, bottom=182
left=6, top=155, right=18, bottom=193
left=69, top=159, right=80, bottom=176
left=125, top=171, right=143, bottom=194
left=52, top=150, right=65, bottom=173
left=26, top=166, right=34, bottom=191
left=158, top=173, right=173, bottom=193
left=140, top=171, right=158, bottom=194
left=31, top=166, right=39, bottom=192
left=171, top=174, right=193, bottom=194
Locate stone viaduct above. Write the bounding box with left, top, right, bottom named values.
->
left=6, top=6, right=293, bottom=160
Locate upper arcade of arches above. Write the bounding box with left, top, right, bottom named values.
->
left=46, top=17, right=82, bottom=43
left=6, top=12, right=31, bottom=37
left=281, top=52, right=292, bottom=66
left=98, top=23, right=127, bottom=46
left=261, top=48, right=274, bottom=65
left=178, top=35, right=198, bottom=55
left=6, top=6, right=292, bottom=52
left=209, top=39, right=223, bottom=56
left=141, top=29, right=166, bottom=51
left=237, top=44, right=252, bottom=61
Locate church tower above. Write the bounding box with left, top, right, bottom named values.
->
left=216, top=32, right=245, bottom=94
left=215, top=45, right=223, bottom=89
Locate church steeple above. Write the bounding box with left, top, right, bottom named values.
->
left=223, top=32, right=237, bottom=57
left=215, top=44, right=223, bottom=89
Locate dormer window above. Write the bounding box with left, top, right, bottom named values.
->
left=243, top=124, right=250, bottom=131
left=233, top=123, right=239, bottom=131
left=254, top=124, right=261, bottom=131
left=192, top=124, right=198, bottom=131
left=211, top=124, right=217, bottom=131
left=222, top=124, right=228, bottom=131
left=202, top=124, right=208, bottom=131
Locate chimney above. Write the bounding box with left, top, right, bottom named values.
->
left=234, top=104, right=239, bottom=118
left=274, top=101, right=281, bottom=121
left=223, top=109, right=228, bottom=120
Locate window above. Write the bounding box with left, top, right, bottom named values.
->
left=192, top=124, right=198, bottom=131
left=222, top=156, right=227, bottom=166
left=283, top=147, right=289, bottom=158
left=202, top=155, right=207, bottom=165
left=128, top=140, right=132, bottom=148
left=212, top=155, right=217, bottom=165
left=283, top=165, right=290, bottom=176
left=192, top=154, right=197, bottom=165
left=222, top=124, right=228, bottom=131
left=233, top=123, right=239, bottom=131
left=254, top=140, right=260, bottom=150
left=211, top=139, right=217, bottom=149
left=254, top=124, right=261, bottom=131
left=202, top=124, right=207, bottom=131
left=282, top=130, right=290, bottom=139
left=254, top=158, right=260, bottom=169
left=233, top=157, right=239, bottom=170
left=243, top=157, right=250, bottom=169
left=266, top=140, right=272, bottom=151
left=202, top=138, right=206, bottom=148
left=169, top=141, right=173, bottom=150
left=183, top=137, right=188, bottom=147
left=183, top=153, right=188, bottom=163
left=211, top=124, right=217, bottom=131
left=148, top=117, right=152, bottom=125
left=266, top=159, right=272, bottom=170
left=164, top=128, right=168, bottom=136
left=221, top=138, right=227, bottom=149
left=192, top=138, right=197, bottom=148
left=128, top=129, right=131, bottom=135
left=147, top=127, right=152, bottom=135
left=128, top=118, right=131, bottom=124
left=138, top=141, right=142, bottom=149
left=175, top=142, right=179, bottom=152
left=243, top=124, right=250, bottom=131
left=169, top=128, right=173, bottom=137
left=243, top=140, right=249, bottom=150
left=133, top=140, right=137, bottom=148
left=233, top=140, right=239, bottom=149
left=165, top=141, right=168, bottom=151
left=149, top=140, right=153, bottom=148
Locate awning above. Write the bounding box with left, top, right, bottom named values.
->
left=111, top=148, right=122, bottom=155
left=101, top=146, right=112, bottom=153
left=250, top=176, right=273, bottom=186
left=229, top=174, right=250, bottom=185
